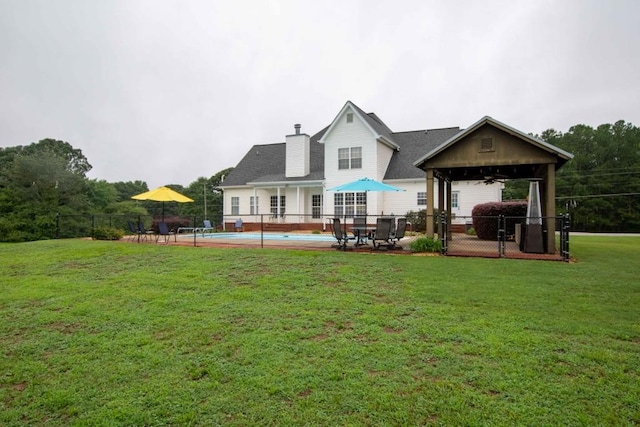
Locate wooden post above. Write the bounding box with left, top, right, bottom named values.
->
left=545, top=163, right=556, bottom=253
left=446, top=180, right=453, bottom=239
left=438, top=178, right=445, bottom=239
left=426, top=169, right=435, bottom=237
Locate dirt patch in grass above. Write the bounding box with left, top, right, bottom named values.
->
left=46, top=322, right=84, bottom=334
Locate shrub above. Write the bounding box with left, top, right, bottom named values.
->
left=92, top=226, right=124, bottom=240
left=409, top=236, right=441, bottom=253
left=405, top=209, right=440, bottom=233
left=471, top=201, right=527, bottom=240
left=466, top=227, right=476, bottom=235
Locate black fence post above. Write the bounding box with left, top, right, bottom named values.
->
left=55, top=213, right=60, bottom=239
left=440, top=212, right=447, bottom=254
left=563, top=213, right=571, bottom=262
left=193, top=215, right=197, bottom=247
left=498, top=215, right=506, bottom=257
left=260, top=214, right=264, bottom=248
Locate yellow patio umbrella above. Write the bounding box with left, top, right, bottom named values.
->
left=131, top=186, right=194, bottom=220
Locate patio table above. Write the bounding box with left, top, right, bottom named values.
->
left=351, top=226, right=376, bottom=247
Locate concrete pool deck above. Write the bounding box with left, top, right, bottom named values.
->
left=127, top=231, right=419, bottom=252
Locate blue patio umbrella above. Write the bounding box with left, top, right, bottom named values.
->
left=327, top=177, right=405, bottom=220
left=328, top=177, right=405, bottom=193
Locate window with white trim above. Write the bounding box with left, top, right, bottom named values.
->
left=250, top=196, right=258, bottom=215
left=270, top=195, right=285, bottom=217
left=231, top=197, right=239, bottom=215
left=338, top=147, right=362, bottom=170
left=350, top=147, right=362, bottom=169
left=417, top=192, right=427, bottom=206
left=452, top=191, right=459, bottom=209
left=312, top=194, right=322, bottom=219
left=334, top=192, right=366, bottom=218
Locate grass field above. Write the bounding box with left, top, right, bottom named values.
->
left=1, top=236, right=639, bottom=425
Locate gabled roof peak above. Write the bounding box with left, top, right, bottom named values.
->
left=413, top=115, right=573, bottom=169
left=318, top=100, right=399, bottom=150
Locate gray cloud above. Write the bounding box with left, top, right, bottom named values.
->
left=1, top=0, right=638, bottom=188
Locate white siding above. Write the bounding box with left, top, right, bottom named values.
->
left=322, top=106, right=385, bottom=215
left=380, top=180, right=426, bottom=216
left=376, top=142, right=395, bottom=181
left=379, top=180, right=503, bottom=221
left=285, top=133, right=310, bottom=177
left=451, top=181, right=503, bottom=222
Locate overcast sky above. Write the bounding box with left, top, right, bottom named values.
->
left=1, top=0, right=639, bottom=189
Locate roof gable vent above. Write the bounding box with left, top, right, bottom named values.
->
left=480, top=137, right=495, bottom=152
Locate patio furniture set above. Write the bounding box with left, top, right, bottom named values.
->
left=330, top=217, right=408, bottom=251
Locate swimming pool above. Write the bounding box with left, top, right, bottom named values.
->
left=199, top=232, right=335, bottom=242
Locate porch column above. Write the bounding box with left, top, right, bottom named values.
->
left=438, top=178, right=445, bottom=238
left=426, top=168, right=435, bottom=237
left=545, top=163, right=556, bottom=253
left=253, top=188, right=258, bottom=222
left=296, top=186, right=301, bottom=223
left=277, top=187, right=281, bottom=221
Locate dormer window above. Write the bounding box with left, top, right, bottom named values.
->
left=346, top=113, right=354, bottom=123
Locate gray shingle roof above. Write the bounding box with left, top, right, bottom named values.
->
left=384, top=127, right=461, bottom=180
left=222, top=128, right=327, bottom=186
left=349, top=102, right=396, bottom=146
left=220, top=103, right=461, bottom=187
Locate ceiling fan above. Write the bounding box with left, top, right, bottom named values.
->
left=478, top=174, right=509, bottom=185
left=470, top=170, right=509, bottom=185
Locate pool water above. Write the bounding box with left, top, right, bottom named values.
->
left=200, top=232, right=335, bottom=242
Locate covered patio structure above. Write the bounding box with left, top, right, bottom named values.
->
left=414, top=116, right=573, bottom=254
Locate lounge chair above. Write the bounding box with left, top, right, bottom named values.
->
left=372, top=217, right=393, bottom=250
left=331, top=218, right=354, bottom=250
left=156, top=222, right=176, bottom=243
left=199, top=219, right=215, bottom=236
left=389, top=217, right=407, bottom=249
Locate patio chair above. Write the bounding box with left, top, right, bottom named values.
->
left=156, top=222, right=176, bottom=243
left=372, top=217, right=393, bottom=250
left=331, top=218, right=354, bottom=250
left=127, top=221, right=140, bottom=242
left=137, top=221, right=154, bottom=242
left=234, top=219, right=244, bottom=232
left=389, top=217, right=407, bottom=249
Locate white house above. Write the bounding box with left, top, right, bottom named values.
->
left=219, top=101, right=503, bottom=230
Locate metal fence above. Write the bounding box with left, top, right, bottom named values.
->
left=440, top=214, right=570, bottom=261
left=55, top=212, right=570, bottom=260
left=55, top=213, right=212, bottom=239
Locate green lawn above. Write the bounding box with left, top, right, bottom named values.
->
left=1, top=237, right=639, bottom=426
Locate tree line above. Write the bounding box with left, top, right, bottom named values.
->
left=1, top=119, right=639, bottom=241
left=0, top=138, right=232, bottom=242
left=502, top=120, right=640, bottom=232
